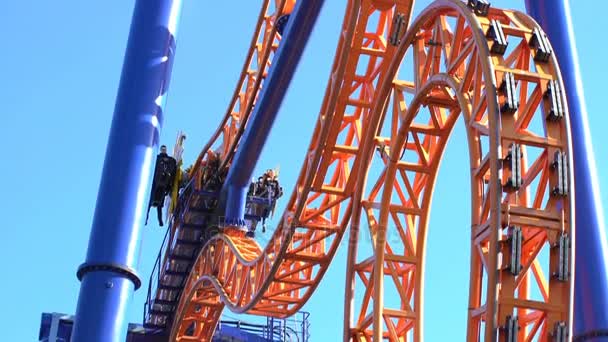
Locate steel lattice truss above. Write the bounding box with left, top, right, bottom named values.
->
left=159, top=1, right=574, bottom=341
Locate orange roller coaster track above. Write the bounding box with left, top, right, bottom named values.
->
left=165, top=0, right=574, bottom=340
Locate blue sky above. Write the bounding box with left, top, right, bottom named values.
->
left=1, top=1, right=607, bottom=341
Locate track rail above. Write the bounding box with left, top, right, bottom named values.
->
left=191, top=0, right=289, bottom=172
left=347, top=2, right=574, bottom=340
left=170, top=0, right=416, bottom=339
left=168, top=1, right=574, bottom=341
left=145, top=0, right=291, bottom=330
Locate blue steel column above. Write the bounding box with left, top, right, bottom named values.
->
left=525, top=1, right=608, bottom=339
left=222, top=0, right=325, bottom=225
left=71, top=1, right=183, bottom=341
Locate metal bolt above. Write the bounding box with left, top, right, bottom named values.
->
left=105, top=281, right=114, bottom=289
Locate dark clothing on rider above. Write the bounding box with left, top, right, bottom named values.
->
left=151, top=187, right=165, bottom=225
left=154, top=152, right=177, bottom=192
left=146, top=152, right=177, bottom=226
left=276, top=14, right=290, bottom=35
left=271, top=181, right=283, bottom=199
left=248, top=181, right=257, bottom=196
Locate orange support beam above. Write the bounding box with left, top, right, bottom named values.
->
left=165, top=1, right=575, bottom=341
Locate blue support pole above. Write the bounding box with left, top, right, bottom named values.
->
left=525, top=1, right=608, bottom=339
left=71, top=1, right=183, bottom=341
left=222, top=0, right=325, bottom=226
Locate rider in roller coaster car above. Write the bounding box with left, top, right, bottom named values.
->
left=201, top=150, right=226, bottom=190
left=246, top=169, right=284, bottom=237
left=194, top=150, right=228, bottom=212
left=146, top=145, right=177, bottom=227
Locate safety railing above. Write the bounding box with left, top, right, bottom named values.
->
left=266, top=311, right=311, bottom=342
left=142, top=222, right=171, bottom=326
left=214, top=311, right=310, bottom=342
left=143, top=177, right=197, bottom=327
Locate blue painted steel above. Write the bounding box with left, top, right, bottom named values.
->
left=223, top=0, right=326, bottom=225
left=71, top=0, right=183, bottom=341
left=40, top=311, right=311, bottom=342
left=525, top=0, right=608, bottom=338
left=39, top=312, right=169, bottom=342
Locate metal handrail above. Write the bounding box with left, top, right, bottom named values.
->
left=143, top=223, right=171, bottom=324
left=142, top=171, right=284, bottom=329
left=264, top=311, right=310, bottom=342
left=143, top=177, right=198, bottom=325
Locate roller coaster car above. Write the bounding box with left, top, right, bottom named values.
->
left=467, top=0, right=490, bottom=16
left=146, top=145, right=177, bottom=226
left=200, top=151, right=226, bottom=191
left=244, top=170, right=284, bottom=237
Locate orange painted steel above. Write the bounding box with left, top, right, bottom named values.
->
left=347, top=2, right=574, bottom=340
left=170, top=0, right=574, bottom=341
left=190, top=0, right=287, bottom=174
left=150, top=0, right=289, bottom=330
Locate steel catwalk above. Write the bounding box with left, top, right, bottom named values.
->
left=222, top=0, right=326, bottom=226
left=525, top=0, right=608, bottom=339
left=71, top=0, right=183, bottom=341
